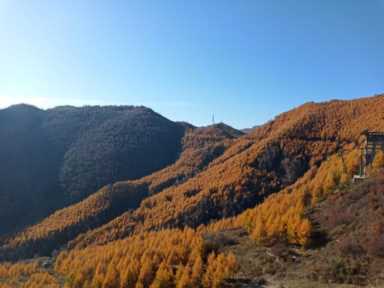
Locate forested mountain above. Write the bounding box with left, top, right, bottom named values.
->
left=1, top=95, right=384, bottom=287
left=0, top=105, right=186, bottom=235
left=64, top=95, right=384, bottom=250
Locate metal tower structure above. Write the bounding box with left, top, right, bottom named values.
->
left=357, top=130, right=384, bottom=177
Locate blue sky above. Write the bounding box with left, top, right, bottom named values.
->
left=0, top=1, right=383, bottom=128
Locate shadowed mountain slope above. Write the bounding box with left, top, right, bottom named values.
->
left=0, top=105, right=186, bottom=235
left=0, top=123, right=243, bottom=260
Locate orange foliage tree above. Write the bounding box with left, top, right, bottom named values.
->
left=239, top=149, right=359, bottom=247
left=371, top=150, right=384, bottom=173
left=55, top=228, right=237, bottom=288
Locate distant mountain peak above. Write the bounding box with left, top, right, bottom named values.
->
left=4, top=103, right=42, bottom=112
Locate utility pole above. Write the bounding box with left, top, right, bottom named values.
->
left=212, top=113, right=215, bottom=125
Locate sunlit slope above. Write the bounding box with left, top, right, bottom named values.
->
left=70, top=95, right=384, bottom=249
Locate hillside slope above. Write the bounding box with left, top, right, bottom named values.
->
left=1, top=150, right=383, bottom=287
left=0, top=105, right=186, bottom=235
left=216, top=171, right=384, bottom=287
left=0, top=124, right=243, bottom=260
left=68, top=95, right=384, bottom=249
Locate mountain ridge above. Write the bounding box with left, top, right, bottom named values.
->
left=65, top=94, right=384, bottom=249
